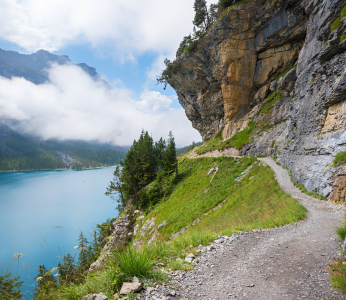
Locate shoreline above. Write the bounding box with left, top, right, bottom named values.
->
left=0, top=165, right=119, bottom=173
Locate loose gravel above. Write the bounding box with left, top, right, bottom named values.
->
left=136, top=157, right=346, bottom=300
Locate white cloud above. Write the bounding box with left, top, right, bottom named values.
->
left=0, top=0, right=218, bottom=58
left=0, top=64, right=201, bottom=147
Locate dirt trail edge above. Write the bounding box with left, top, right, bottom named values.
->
left=177, top=157, right=345, bottom=300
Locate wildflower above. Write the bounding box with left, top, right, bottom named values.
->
left=74, top=246, right=79, bottom=249
left=51, top=267, right=58, bottom=272
left=343, top=262, right=346, bottom=265
left=53, top=274, right=60, bottom=277
left=36, top=277, right=43, bottom=281
left=12, top=253, right=24, bottom=258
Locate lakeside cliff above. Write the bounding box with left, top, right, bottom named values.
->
left=165, top=0, right=346, bottom=201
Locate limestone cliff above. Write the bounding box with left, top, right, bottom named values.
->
left=166, top=0, right=346, bottom=201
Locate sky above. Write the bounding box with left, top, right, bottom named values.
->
left=0, top=0, right=218, bottom=147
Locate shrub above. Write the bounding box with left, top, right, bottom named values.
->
left=334, top=151, right=346, bottom=167
left=112, top=247, right=156, bottom=281
left=336, top=221, right=346, bottom=240
left=218, top=0, right=248, bottom=11
left=329, top=257, right=346, bottom=293
left=0, top=273, right=23, bottom=299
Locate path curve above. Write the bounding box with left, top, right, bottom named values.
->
left=177, top=157, right=345, bottom=300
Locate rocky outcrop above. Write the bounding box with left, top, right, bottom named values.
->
left=167, top=0, right=346, bottom=201
left=89, top=206, right=138, bottom=271
left=168, top=0, right=307, bottom=141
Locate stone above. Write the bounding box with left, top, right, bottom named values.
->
left=185, top=257, right=193, bottom=263
left=186, top=253, right=195, bottom=259
left=89, top=206, right=136, bottom=272
left=113, top=294, right=120, bottom=299
left=81, top=294, right=108, bottom=300
left=120, top=282, right=143, bottom=294
left=133, top=276, right=139, bottom=283
left=133, top=224, right=139, bottom=235
left=146, top=287, right=156, bottom=294
left=277, top=68, right=297, bottom=92
left=254, top=84, right=270, bottom=103
left=158, top=220, right=167, bottom=229
left=207, top=167, right=218, bottom=176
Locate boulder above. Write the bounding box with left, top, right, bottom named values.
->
left=120, top=282, right=143, bottom=294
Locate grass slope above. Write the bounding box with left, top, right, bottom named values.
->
left=139, top=156, right=306, bottom=241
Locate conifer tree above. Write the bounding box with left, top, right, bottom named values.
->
left=34, top=265, right=57, bottom=297
left=77, top=231, right=89, bottom=272
left=163, top=131, right=178, bottom=176
left=105, top=166, right=126, bottom=211
left=58, top=254, right=76, bottom=283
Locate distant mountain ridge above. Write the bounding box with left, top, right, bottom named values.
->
left=0, top=48, right=102, bottom=84
left=0, top=124, right=126, bottom=171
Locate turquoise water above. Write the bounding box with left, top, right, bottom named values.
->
left=0, top=168, right=118, bottom=298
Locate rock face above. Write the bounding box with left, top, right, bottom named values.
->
left=89, top=206, right=135, bottom=271
left=168, top=0, right=307, bottom=141
left=167, top=0, right=346, bottom=201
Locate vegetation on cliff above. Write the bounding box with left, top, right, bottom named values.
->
left=334, top=151, right=346, bottom=167
left=106, top=130, right=178, bottom=211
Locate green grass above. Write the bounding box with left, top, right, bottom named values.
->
left=195, top=131, right=223, bottom=154
left=334, top=151, right=346, bottom=167
left=336, top=221, right=346, bottom=240
left=138, top=157, right=306, bottom=241
left=330, top=216, right=346, bottom=293
left=112, top=247, right=157, bottom=281
left=222, top=122, right=255, bottom=149
left=309, top=77, right=315, bottom=85
left=331, top=17, right=340, bottom=32
left=341, top=34, right=346, bottom=42
left=342, top=5, right=346, bottom=18
left=275, top=64, right=297, bottom=81
left=257, top=91, right=284, bottom=115
left=330, top=257, right=346, bottom=293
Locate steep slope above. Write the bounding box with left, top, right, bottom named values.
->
left=166, top=0, right=346, bottom=201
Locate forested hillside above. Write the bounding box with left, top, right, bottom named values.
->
left=0, top=125, right=126, bottom=171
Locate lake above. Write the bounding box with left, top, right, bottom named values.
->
left=0, top=168, right=119, bottom=298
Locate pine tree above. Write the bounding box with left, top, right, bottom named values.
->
left=163, top=131, right=178, bottom=176
left=34, top=265, right=57, bottom=297
left=0, top=273, right=23, bottom=299
left=77, top=231, right=89, bottom=272
left=58, top=254, right=76, bottom=284
left=105, top=166, right=126, bottom=211
left=193, top=0, right=210, bottom=31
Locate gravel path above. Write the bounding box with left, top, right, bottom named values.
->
left=172, top=157, right=346, bottom=300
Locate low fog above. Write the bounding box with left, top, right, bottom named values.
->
left=0, top=64, right=201, bottom=147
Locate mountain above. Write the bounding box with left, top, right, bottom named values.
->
left=0, top=124, right=126, bottom=171
left=164, top=0, right=346, bottom=202
left=0, top=48, right=104, bottom=84
left=0, top=49, right=125, bottom=171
